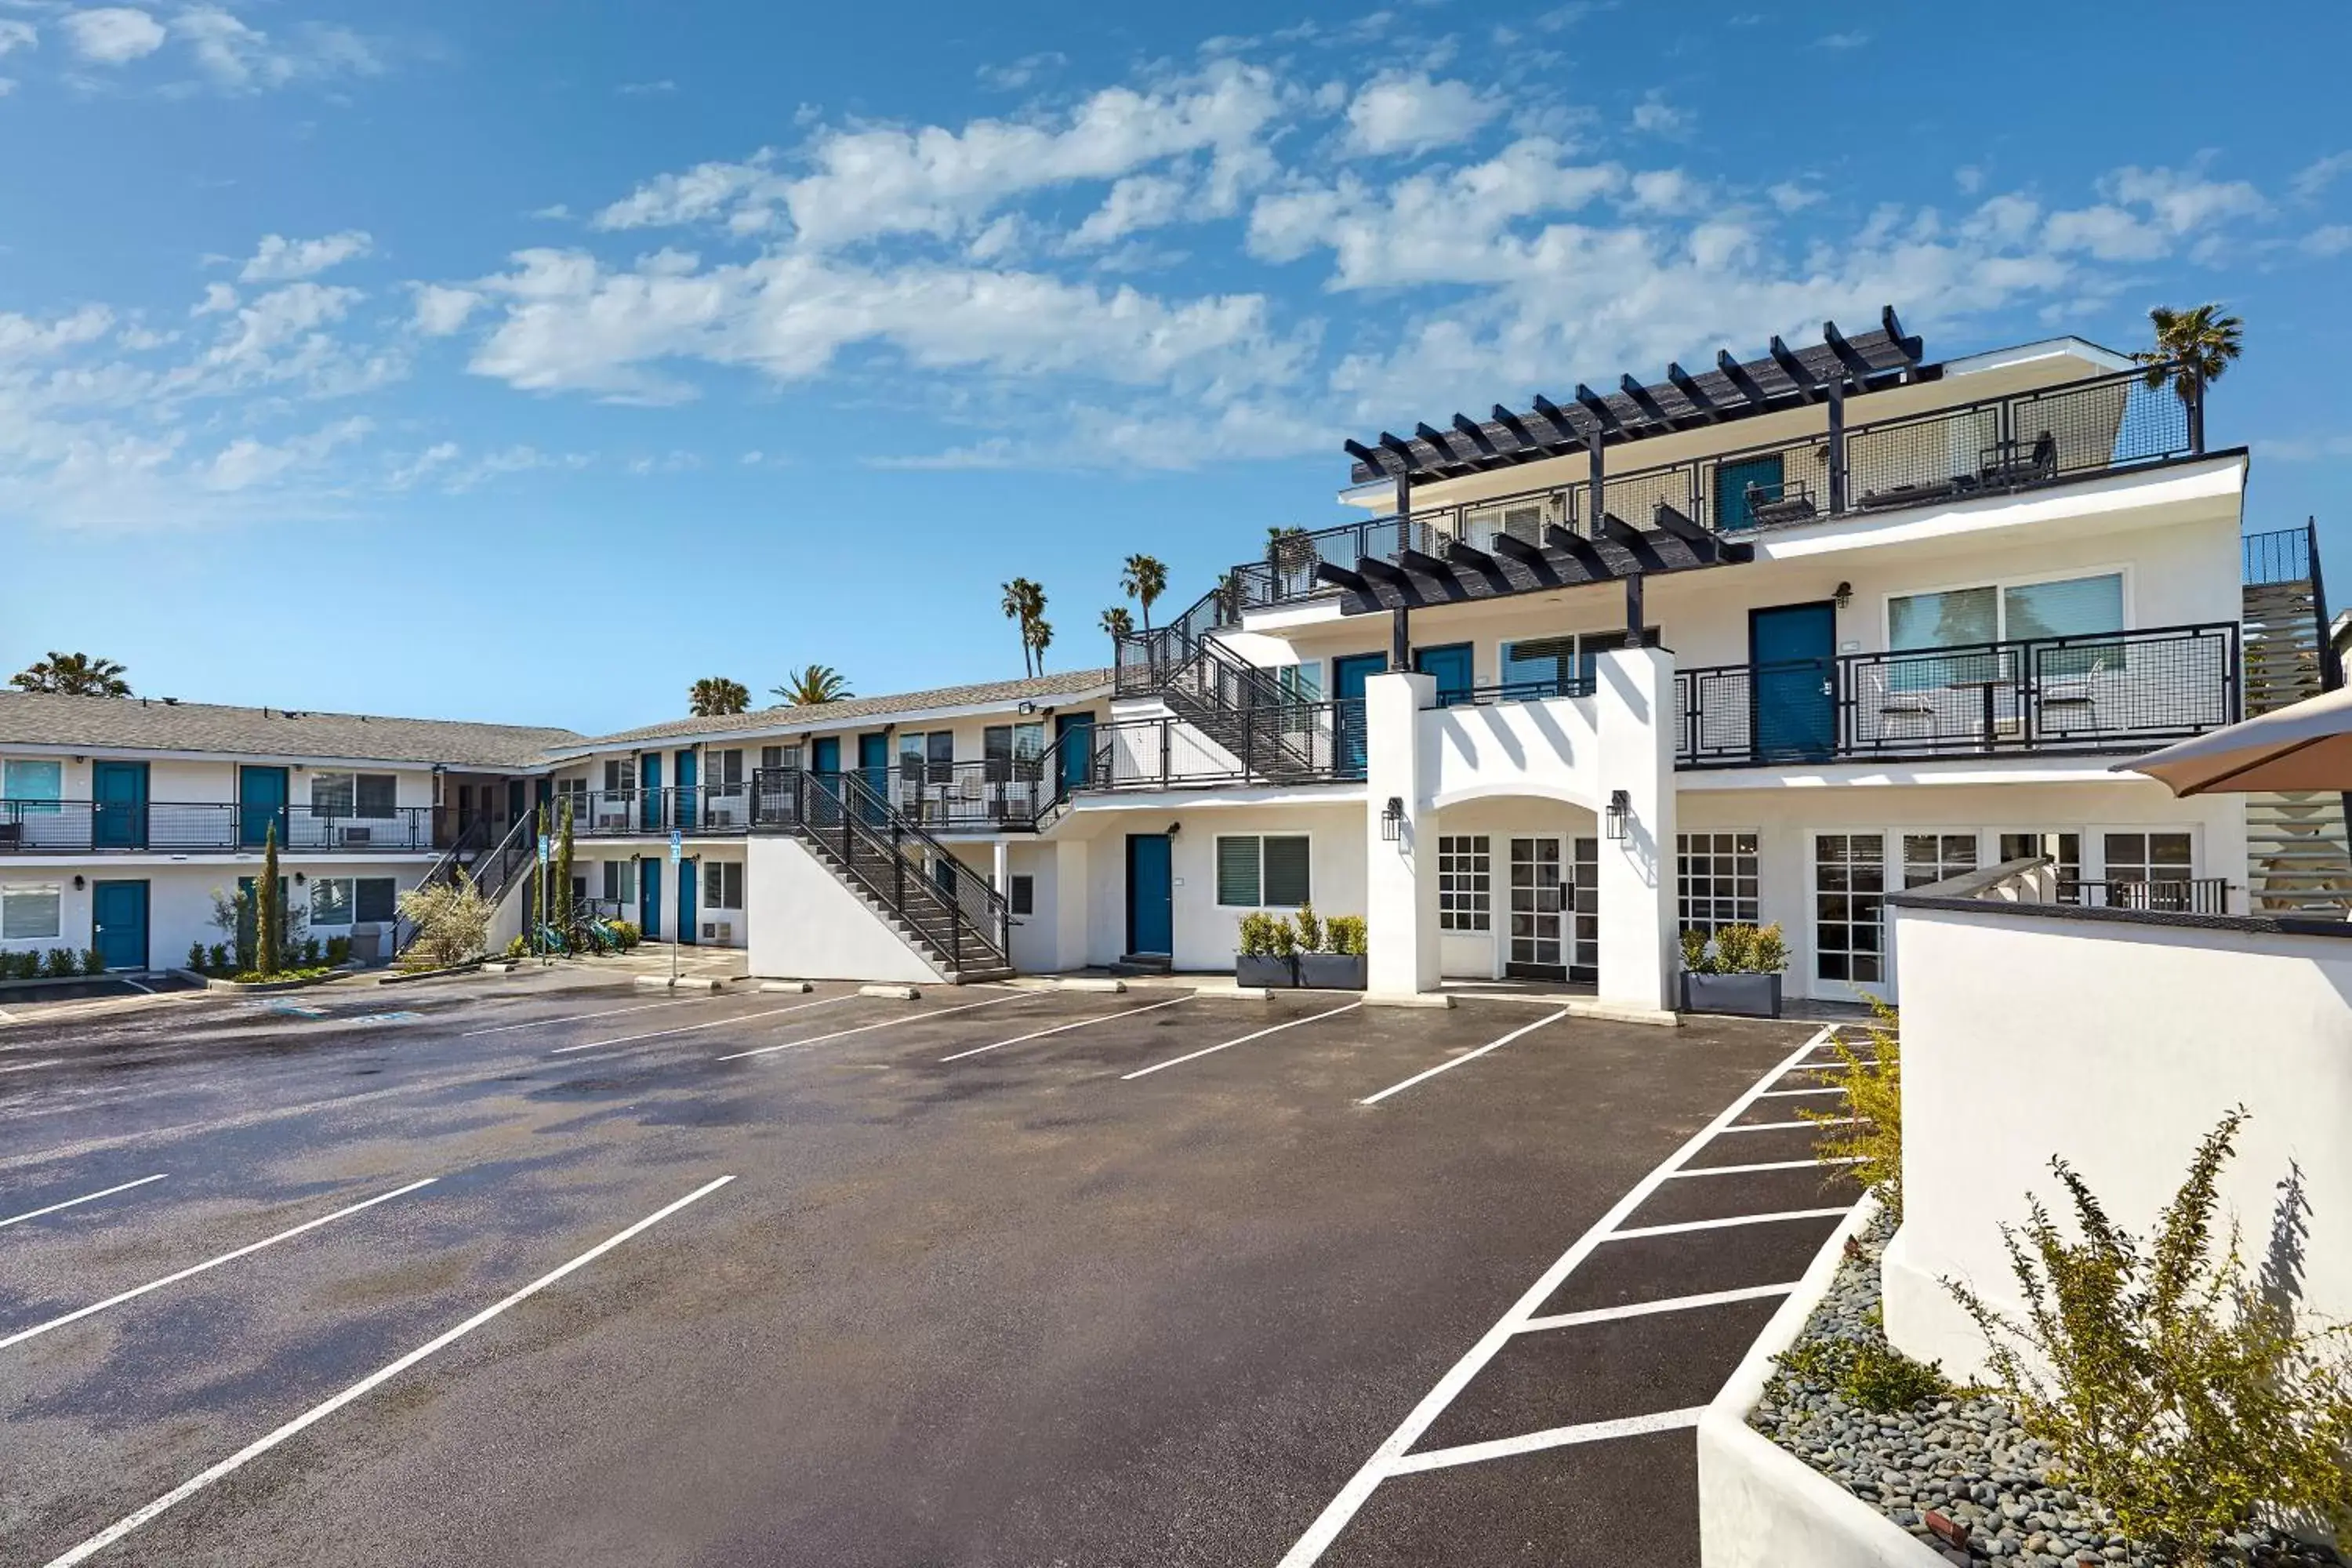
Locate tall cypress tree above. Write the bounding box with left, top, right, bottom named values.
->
left=256, top=823, right=281, bottom=977
left=552, top=798, right=576, bottom=952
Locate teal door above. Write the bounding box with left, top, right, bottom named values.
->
left=1715, top=452, right=1788, bottom=530
left=1126, top=834, right=1173, bottom=956
left=858, top=733, right=890, bottom=821
left=1332, top=653, right=1385, bottom=779
left=1750, top=602, right=1839, bottom=763
left=92, top=760, right=148, bottom=850
left=1054, top=713, right=1096, bottom=795
left=811, top=736, right=840, bottom=775
left=677, top=859, right=698, bottom=946
left=641, top=858, right=662, bottom=940
left=1414, top=642, right=1475, bottom=706
left=675, top=750, right=699, bottom=833
left=640, top=753, right=663, bottom=833
left=238, top=766, right=289, bottom=849
left=91, top=880, right=148, bottom=971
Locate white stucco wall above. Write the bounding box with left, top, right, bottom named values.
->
left=1073, top=801, right=1368, bottom=970
left=744, top=835, right=942, bottom=984
left=1882, top=902, right=2352, bottom=1381
left=1, top=861, right=430, bottom=973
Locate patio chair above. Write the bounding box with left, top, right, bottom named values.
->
left=1978, top=430, right=2059, bottom=488
left=1741, top=479, right=1817, bottom=528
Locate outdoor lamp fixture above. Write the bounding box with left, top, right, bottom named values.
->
left=1380, top=796, right=1406, bottom=842
left=72, top=874, right=85, bottom=891
left=1833, top=581, right=1853, bottom=609
left=1166, top=821, right=1182, bottom=837
left=293, top=871, right=306, bottom=885
left=1605, top=789, right=1632, bottom=842
left=1018, top=700, right=1038, bottom=715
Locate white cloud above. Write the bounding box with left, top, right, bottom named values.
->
left=1813, top=30, right=1869, bottom=49
left=238, top=230, right=372, bottom=282
left=0, top=20, right=38, bottom=57
left=2302, top=225, right=2352, bottom=259
left=2103, top=163, right=2265, bottom=233
left=61, top=7, right=163, bottom=63
left=1068, top=173, right=1192, bottom=249
left=1954, top=165, right=1985, bottom=194
left=1628, top=169, right=1701, bottom=214
left=594, top=157, right=773, bottom=231
left=977, top=51, right=1065, bottom=92
left=2290, top=151, right=2352, bottom=204
left=1767, top=181, right=1822, bottom=212
left=1343, top=72, right=1500, bottom=157
left=1629, top=91, right=1686, bottom=136
left=409, top=283, right=482, bottom=336
left=191, top=281, right=238, bottom=315
left=198, top=416, right=369, bottom=492
left=617, top=78, right=674, bottom=96
left=172, top=5, right=383, bottom=93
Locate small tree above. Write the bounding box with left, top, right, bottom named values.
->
left=255, top=824, right=281, bottom=978
left=395, top=874, right=494, bottom=970
left=688, top=677, right=750, bottom=717
left=9, top=652, right=130, bottom=696
left=1120, top=554, right=1168, bottom=631
left=551, top=798, right=576, bottom=950
left=1805, top=998, right=1902, bottom=1217
left=771, top=664, right=851, bottom=706
left=1099, top=605, right=1134, bottom=641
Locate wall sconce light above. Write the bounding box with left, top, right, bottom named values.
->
left=293, top=871, right=307, bottom=885
left=1380, top=796, right=1405, bottom=841
left=72, top=874, right=85, bottom=891
left=1018, top=700, right=1038, bottom=715
left=1165, top=821, right=1182, bottom=837
left=1833, top=581, right=1853, bottom=610
left=1605, top=789, right=1632, bottom=842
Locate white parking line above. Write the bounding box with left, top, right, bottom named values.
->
left=1386, top=1406, right=1707, bottom=1475
left=40, top=1174, right=735, bottom=1568
left=460, top=997, right=697, bottom=1037
left=0, top=1060, right=62, bottom=1075
left=1603, top=1206, right=1854, bottom=1242
left=939, top=994, right=1192, bottom=1062
left=1755, top=1086, right=1845, bottom=1098
left=1665, top=1156, right=1864, bottom=1179
left=550, top=995, right=854, bottom=1054
left=1715, top=1116, right=1861, bottom=1133
left=1121, top=1001, right=1362, bottom=1082
left=1515, top=1283, right=1797, bottom=1334
left=715, top=992, right=1028, bottom=1062
left=0, top=1174, right=168, bottom=1231
left=1359, top=1007, right=1570, bottom=1106
left=1273, top=1025, right=1833, bottom=1567
left=0, top=1178, right=435, bottom=1352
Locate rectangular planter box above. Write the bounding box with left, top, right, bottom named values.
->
left=1235, top=953, right=1297, bottom=988
left=1295, top=953, right=1367, bottom=990
left=1681, top=971, right=1783, bottom=1018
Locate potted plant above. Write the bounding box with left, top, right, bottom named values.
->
left=1679, top=922, right=1788, bottom=1018
left=1294, top=902, right=1370, bottom=989
left=1235, top=911, right=1298, bottom=987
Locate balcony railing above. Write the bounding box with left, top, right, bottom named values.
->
left=1083, top=700, right=1365, bottom=791
left=0, top=801, right=441, bottom=854
left=888, top=760, right=1072, bottom=832
left=1109, top=365, right=2203, bottom=673
left=1675, top=622, right=2239, bottom=768
left=554, top=786, right=755, bottom=837
left=1432, top=676, right=1596, bottom=710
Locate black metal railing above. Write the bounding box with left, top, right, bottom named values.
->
left=1675, top=622, right=2240, bottom=768
left=0, top=800, right=443, bottom=855
left=1083, top=700, right=1365, bottom=790
left=554, top=786, right=755, bottom=837
left=887, top=759, right=1073, bottom=832
left=1432, top=676, right=1597, bottom=710
left=1111, top=364, right=2205, bottom=673
left=2244, top=524, right=2318, bottom=589
left=749, top=768, right=1010, bottom=971
left=2070, top=877, right=2234, bottom=916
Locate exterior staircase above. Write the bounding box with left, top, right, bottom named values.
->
left=1158, top=637, right=1335, bottom=786
left=391, top=808, right=537, bottom=959
left=756, top=769, right=1014, bottom=982
left=2239, top=524, right=2352, bottom=915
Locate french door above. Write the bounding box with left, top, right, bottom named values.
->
left=1507, top=837, right=1566, bottom=981
left=1810, top=832, right=1889, bottom=1002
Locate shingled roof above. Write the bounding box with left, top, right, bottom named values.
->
left=0, top=693, right=581, bottom=769
left=559, top=667, right=1116, bottom=752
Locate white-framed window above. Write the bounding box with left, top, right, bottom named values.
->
left=2, top=759, right=63, bottom=814
left=310, top=877, right=355, bottom=927
left=310, top=772, right=397, bottom=818
left=1276, top=663, right=1323, bottom=703
left=1889, top=572, right=2125, bottom=651
left=1677, top=830, right=1760, bottom=934
left=354, top=878, right=397, bottom=924
left=1813, top=833, right=1886, bottom=986
left=1438, top=834, right=1491, bottom=931
left=554, top=777, right=588, bottom=808
left=602, top=859, right=636, bottom=904
left=2102, top=830, right=2193, bottom=884
left=602, top=759, right=631, bottom=793
left=1010, top=874, right=1036, bottom=916
left=706, top=749, right=745, bottom=789
left=760, top=743, right=802, bottom=773
left=898, top=731, right=954, bottom=783
left=1, top=881, right=62, bottom=940
left=1901, top=832, right=1980, bottom=890
left=701, top=861, right=744, bottom=910
left=1215, top=834, right=1311, bottom=908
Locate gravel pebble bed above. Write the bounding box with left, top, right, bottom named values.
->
left=1748, top=1207, right=2340, bottom=1568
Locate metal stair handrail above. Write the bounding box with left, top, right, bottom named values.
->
left=390, top=813, right=494, bottom=956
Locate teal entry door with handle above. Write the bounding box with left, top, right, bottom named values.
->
left=92, top=760, right=149, bottom=850
left=92, top=880, right=149, bottom=971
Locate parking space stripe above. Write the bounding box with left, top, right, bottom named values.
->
left=1273, top=1025, right=1833, bottom=1568
left=0, top=1178, right=436, bottom=1352
left=716, top=992, right=1027, bottom=1062
left=1604, top=1206, right=1853, bottom=1242
left=1515, top=1283, right=1797, bottom=1334
left=1664, top=1156, right=1863, bottom=1179
left=1755, top=1086, right=1844, bottom=1098
left=0, top=1173, right=168, bottom=1231
left=0, top=1060, right=63, bottom=1075
left=550, top=995, right=855, bottom=1054
left=460, top=997, right=699, bottom=1037
left=1717, top=1116, right=1861, bottom=1132
left=40, top=1174, right=736, bottom=1568
left=1357, top=1007, right=1570, bottom=1106
left=939, top=994, right=1192, bottom=1062
left=1121, top=1001, right=1362, bottom=1081
left=1388, top=1406, right=1707, bottom=1475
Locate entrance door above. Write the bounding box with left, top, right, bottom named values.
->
left=674, top=750, right=699, bottom=834
left=238, top=765, right=289, bottom=849
left=506, top=779, right=527, bottom=829
left=858, top=733, right=890, bottom=821
left=91, top=880, right=148, bottom=971
left=1125, top=833, right=1173, bottom=956
left=1332, top=653, right=1385, bottom=779
left=1749, top=601, right=1838, bottom=763
left=1414, top=643, right=1475, bottom=706
left=811, top=736, right=840, bottom=775
left=92, top=760, right=148, bottom=850
left=641, top=858, right=662, bottom=941
left=677, top=858, right=698, bottom=946
left=640, top=754, right=663, bottom=833
left=1506, top=836, right=1566, bottom=980
left=1811, top=831, right=1888, bottom=1002
left=1570, top=837, right=1599, bottom=982
left=1054, top=713, right=1096, bottom=796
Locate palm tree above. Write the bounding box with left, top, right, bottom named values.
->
left=10, top=652, right=130, bottom=697
left=1028, top=615, right=1054, bottom=675
left=1099, top=606, right=1134, bottom=640
left=772, top=665, right=851, bottom=706
left=2132, top=303, right=2242, bottom=450
left=1120, top=554, right=1167, bottom=631
left=1001, top=578, right=1046, bottom=677
left=688, top=677, right=750, bottom=717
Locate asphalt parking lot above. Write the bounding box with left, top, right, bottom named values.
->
left=0, top=967, right=1861, bottom=1567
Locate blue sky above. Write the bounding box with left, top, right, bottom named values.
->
left=3, top=0, right=2350, bottom=735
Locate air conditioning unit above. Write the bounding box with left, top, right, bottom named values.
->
left=702, top=920, right=733, bottom=942
left=339, top=826, right=372, bottom=845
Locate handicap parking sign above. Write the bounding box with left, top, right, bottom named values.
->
left=670, top=829, right=683, bottom=866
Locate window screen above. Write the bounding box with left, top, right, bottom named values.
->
left=2006, top=575, right=2123, bottom=641
left=1, top=882, right=61, bottom=939
left=311, top=878, right=354, bottom=926
left=355, top=775, right=397, bottom=818
left=354, top=877, right=397, bottom=924
left=2, top=760, right=62, bottom=811
left=1262, top=836, right=1311, bottom=907
left=310, top=772, right=356, bottom=817
left=1889, top=586, right=1999, bottom=650
left=1215, top=837, right=1261, bottom=906
left=1011, top=874, right=1035, bottom=916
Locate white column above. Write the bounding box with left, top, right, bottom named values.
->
left=1365, top=670, right=1440, bottom=996
left=991, top=839, right=1011, bottom=899
left=1053, top=837, right=1091, bottom=970
left=1594, top=645, right=1677, bottom=1012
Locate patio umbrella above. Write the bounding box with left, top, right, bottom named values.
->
left=2116, top=684, right=2352, bottom=796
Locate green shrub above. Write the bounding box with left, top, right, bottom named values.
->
left=80, top=947, right=105, bottom=976
left=1326, top=915, right=1367, bottom=956
left=187, top=941, right=209, bottom=973
left=503, top=934, right=528, bottom=960
left=1293, top=902, right=1324, bottom=955
left=1950, top=1109, right=2352, bottom=1564
left=1806, top=998, right=1902, bottom=1216
left=611, top=920, right=641, bottom=950
left=394, top=875, right=493, bottom=971
left=1680, top=922, right=1790, bottom=975
left=1, top=950, right=32, bottom=980
left=207, top=942, right=230, bottom=974
left=1775, top=1312, right=1947, bottom=1414
left=325, top=935, right=352, bottom=967
left=301, top=936, right=321, bottom=967
left=1237, top=910, right=1282, bottom=957
left=43, top=947, right=77, bottom=978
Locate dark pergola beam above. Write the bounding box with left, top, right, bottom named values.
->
left=1490, top=404, right=1538, bottom=451
left=1450, top=413, right=1506, bottom=462
left=1544, top=524, right=1613, bottom=577
left=1529, top=393, right=1581, bottom=448
left=1594, top=511, right=1646, bottom=548
left=1573, top=383, right=1622, bottom=431
left=1443, top=537, right=1499, bottom=573
left=1619, top=373, right=1673, bottom=428
left=1414, top=422, right=1461, bottom=466
left=1768, top=335, right=1820, bottom=403
left=1491, top=532, right=1548, bottom=568
left=1344, top=437, right=1400, bottom=477
left=1396, top=546, right=1450, bottom=577
left=1377, top=431, right=1418, bottom=466
left=1315, top=561, right=1370, bottom=595
left=1650, top=499, right=1712, bottom=547
left=1665, top=361, right=1720, bottom=423
left=1358, top=555, right=1414, bottom=589
left=1716, top=349, right=1771, bottom=409
left=1882, top=305, right=1924, bottom=366
left=1824, top=319, right=1878, bottom=388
